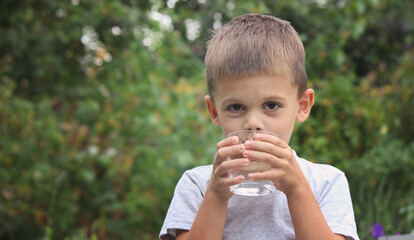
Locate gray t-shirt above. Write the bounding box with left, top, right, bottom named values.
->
left=159, top=150, right=359, bottom=240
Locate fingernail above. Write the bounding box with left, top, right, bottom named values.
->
left=243, top=158, right=249, bottom=163
left=243, top=150, right=249, bottom=157
left=244, top=140, right=251, bottom=147
left=248, top=173, right=254, bottom=179
left=239, top=144, right=245, bottom=151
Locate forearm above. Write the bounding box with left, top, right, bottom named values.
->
left=287, top=183, right=345, bottom=240
left=181, top=189, right=228, bottom=240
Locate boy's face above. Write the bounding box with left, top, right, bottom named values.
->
left=205, top=75, right=314, bottom=144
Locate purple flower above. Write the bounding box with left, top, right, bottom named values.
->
left=372, top=222, right=385, bottom=238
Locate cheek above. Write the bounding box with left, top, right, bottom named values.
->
left=216, top=115, right=236, bottom=135
left=266, top=114, right=296, bottom=142
left=220, top=124, right=240, bottom=137
left=218, top=117, right=249, bottom=137
left=280, top=125, right=295, bottom=144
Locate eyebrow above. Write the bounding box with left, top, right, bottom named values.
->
left=220, top=95, right=287, bottom=107
left=220, top=97, right=244, bottom=108
left=263, top=95, right=287, bottom=103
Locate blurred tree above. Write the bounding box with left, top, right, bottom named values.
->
left=0, top=0, right=413, bottom=239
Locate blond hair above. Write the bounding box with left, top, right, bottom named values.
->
left=205, top=14, right=307, bottom=99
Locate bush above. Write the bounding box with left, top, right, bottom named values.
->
left=1, top=0, right=413, bottom=239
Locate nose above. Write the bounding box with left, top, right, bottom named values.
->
left=243, top=111, right=263, bottom=131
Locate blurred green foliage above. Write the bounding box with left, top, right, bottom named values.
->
left=0, top=0, right=413, bottom=239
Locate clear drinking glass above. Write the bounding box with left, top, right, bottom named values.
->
left=227, top=130, right=278, bottom=196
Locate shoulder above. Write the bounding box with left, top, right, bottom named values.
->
left=293, top=150, right=350, bottom=198
left=294, top=151, right=346, bottom=182
left=182, top=165, right=212, bottom=182
left=176, top=165, right=212, bottom=196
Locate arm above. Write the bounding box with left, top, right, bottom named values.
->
left=286, top=178, right=346, bottom=240
left=177, top=136, right=248, bottom=240
left=177, top=190, right=229, bottom=240
left=244, top=134, right=345, bottom=240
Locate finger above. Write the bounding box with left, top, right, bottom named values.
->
left=216, top=174, right=245, bottom=187
left=248, top=169, right=280, bottom=182
left=247, top=170, right=282, bottom=190
left=242, top=150, right=287, bottom=169
left=216, top=157, right=250, bottom=176
left=254, top=133, right=289, bottom=149
left=217, top=136, right=239, bottom=150
left=213, top=136, right=241, bottom=166
left=244, top=138, right=291, bottom=159
left=215, top=143, right=245, bottom=166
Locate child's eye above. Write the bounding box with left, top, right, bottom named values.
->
left=264, top=102, right=279, bottom=111
left=228, top=104, right=244, bottom=112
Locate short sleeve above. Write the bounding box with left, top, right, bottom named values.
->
left=316, top=169, right=359, bottom=240
left=159, top=168, right=209, bottom=240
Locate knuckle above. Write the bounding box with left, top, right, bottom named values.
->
left=265, top=172, right=272, bottom=179
left=212, top=167, right=220, bottom=176
left=216, top=148, right=226, bottom=159
left=215, top=164, right=224, bottom=173
left=265, top=154, right=274, bottom=163
left=259, top=154, right=272, bottom=164
left=218, top=161, right=229, bottom=171
left=229, top=176, right=241, bottom=185
left=218, top=179, right=229, bottom=187
left=280, top=161, right=289, bottom=170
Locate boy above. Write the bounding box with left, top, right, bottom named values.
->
left=160, top=14, right=359, bottom=240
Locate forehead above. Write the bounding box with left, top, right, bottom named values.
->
left=212, top=75, right=298, bottom=101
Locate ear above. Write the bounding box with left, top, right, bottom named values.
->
left=296, top=88, right=315, bottom=123
left=205, top=95, right=221, bottom=127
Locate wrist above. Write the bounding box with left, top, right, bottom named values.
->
left=205, top=184, right=232, bottom=204
left=284, top=178, right=312, bottom=200
left=187, top=185, right=229, bottom=240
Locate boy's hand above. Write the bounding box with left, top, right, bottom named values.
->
left=242, top=133, right=308, bottom=197
left=207, top=136, right=250, bottom=199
